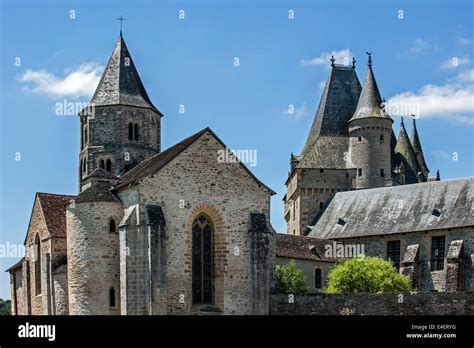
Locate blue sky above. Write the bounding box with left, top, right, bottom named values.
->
left=0, top=0, right=473, bottom=299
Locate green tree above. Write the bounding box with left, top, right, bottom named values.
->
left=0, top=299, right=11, bottom=315
left=326, top=256, right=411, bottom=294
left=275, top=259, right=308, bottom=295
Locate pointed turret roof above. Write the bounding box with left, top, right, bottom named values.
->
left=349, top=53, right=392, bottom=122
left=411, top=118, right=429, bottom=178
left=395, top=118, right=421, bottom=184
left=90, top=33, right=162, bottom=115
left=299, top=63, right=362, bottom=168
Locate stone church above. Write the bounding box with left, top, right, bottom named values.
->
left=6, top=33, right=276, bottom=315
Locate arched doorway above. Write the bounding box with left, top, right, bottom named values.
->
left=192, top=213, right=213, bottom=304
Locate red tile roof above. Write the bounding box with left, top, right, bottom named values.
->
left=37, top=193, right=75, bottom=238
left=276, top=234, right=337, bottom=262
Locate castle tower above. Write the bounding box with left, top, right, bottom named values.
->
left=411, top=118, right=429, bottom=181
left=284, top=57, right=362, bottom=235
left=78, top=32, right=163, bottom=191
left=395, top=117, right=422, bottom=184
left=348, top=53, right=393, bottom=189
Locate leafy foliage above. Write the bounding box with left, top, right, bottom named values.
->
left=326, top=256, right=411, bottom=294
left=275, top=259, right=308, bottom=295
left=0, top=299, right=11, bottom=315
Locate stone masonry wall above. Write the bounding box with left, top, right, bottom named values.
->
left=118, top=130, right=273, bottom=315
left=335, top=227, right=474, bottom=292
left=66, top=201, right=123, bottom=315
left=270, top=292, right=474, bottom=315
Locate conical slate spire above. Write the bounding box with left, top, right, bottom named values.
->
left=349, top=54, right=391, bottom=122
left=299, top=64, right=362, bottom=168
left=395, top=118, right=421, bottom=184
left=91, top=33, right=162, bottom=115
left=411, top=118, right=429, bottom=179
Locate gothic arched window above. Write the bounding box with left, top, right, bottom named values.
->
left=109, top=219, right=116, bottom=233
left=99, top=159, right=105, bottom=170
left=34, top=234, right=41, bottom=295
left=192, top=214, right=213, bottom=305
left=134, top=124, right=139, bottom=141
left=109, top=287, right=116, bottom=308
left=314, top=268, right=322, bottom=289
left=106, top=159, right=112, bottom=173
left=128, top=123, right=134, bottom=141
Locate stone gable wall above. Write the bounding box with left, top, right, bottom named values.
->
left=118, top=131, right=273, bottom=315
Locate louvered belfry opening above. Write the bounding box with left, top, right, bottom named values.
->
left=192, top=213, right=214, bottom=305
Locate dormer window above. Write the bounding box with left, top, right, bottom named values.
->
left=337, top=218, right=346, bottom=226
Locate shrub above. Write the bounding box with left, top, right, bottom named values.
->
left=275, top=259, right=308, bottom=295
left=326, top=256, right=411, bottom=294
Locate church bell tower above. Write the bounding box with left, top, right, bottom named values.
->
left=78, top=32, right=163, bottom=190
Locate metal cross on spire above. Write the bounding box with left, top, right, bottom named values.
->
left=117, top=16, right=126, bottom=33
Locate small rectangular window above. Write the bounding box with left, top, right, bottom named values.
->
left=319, top=169, right=324, bottom=173
left=345, top=172, right=349, bottom=178
left=380, top=135, right=384, bottom=142
left=380, top=168, right=385, bottom=177
left=357, top=168, right=362, bottom=177
left=387, top=240, right=401, bottom=271
left=319, top=202, right=324, bottom=209
left=431, top=236, right=445, bottom=271
left=358, top=136, right=362, bottom=142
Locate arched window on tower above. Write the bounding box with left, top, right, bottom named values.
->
left=109, top=287, right=116, bottom=308
left=99, top=159, right=105, bottom=170
left=34, top=234, right=41, bottom=295
left=109, top=219, right=116, bottom=233
left=106, top=159, right=112, bottom=173
left=82, top=158, right=87, bottom=174
left=134, top=123, right=139, bottom=141
left=314, top=268, right=322, bottom=289
left=128, top=123, right=134, bottom=141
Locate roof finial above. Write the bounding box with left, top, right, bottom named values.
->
left=411, top=114, right=417, bottom=126
left=117, top=16, right=126, bottom=34
left=330, top=55, right=336, bottom=67
left=366, top=51, right=372, bottom=67
left=352, top=57, right=356, bottom=68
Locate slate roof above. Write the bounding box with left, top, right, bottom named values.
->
left=298, top=65, right=361, bottom=169
left=276, top=234, right=337, bottom=262
left=395, top=118, right=421, bottom=184
left=5, top=257, right=24, bottom=273
left=84, top=168, right=118, bottom=180
left=114, top=127, right=276, bottom=194
left=309, top=177, right=474, bottom=239
left=36, top=193, right=75, bottom=238
left=75, top=181, right=121, bottom=203
left=349, top=62, right=392, bottom=122
left=90, top=33, right=162, bottom=115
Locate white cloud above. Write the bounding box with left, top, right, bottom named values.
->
left=300, top=49, right=353, bottom=68
left=441, top=56, right=470, bottom=69
left=457, top=37, right=473, bottom=45
left=18, top=63, right=103, bottom=99
left=409, top=38, right=428, bottom=53
left=284, top=103, right=309, bottom=119
left=387, top=69, right=474, bottom=125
